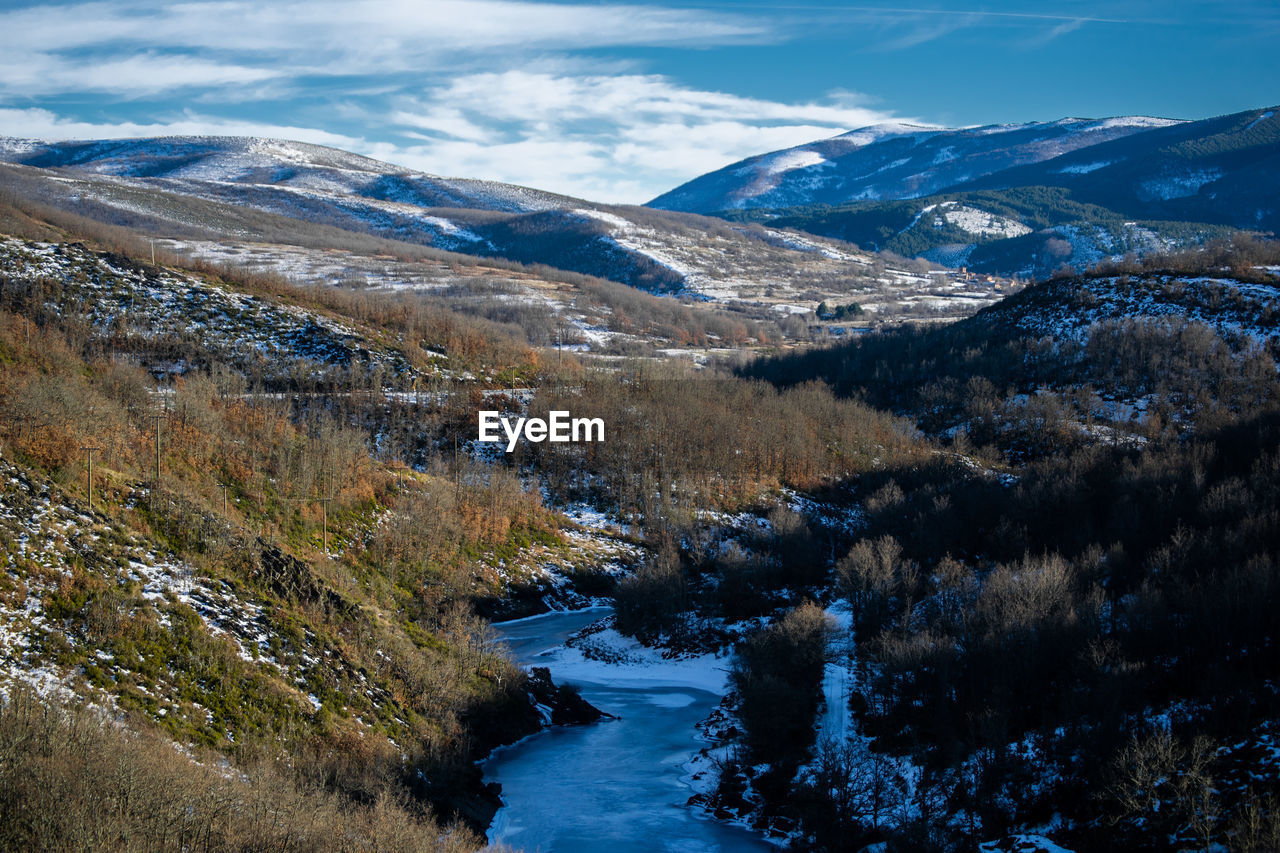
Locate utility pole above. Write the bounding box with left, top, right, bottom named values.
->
left=318, top=470, right=334, bottom=554
left=150, top=240, right=156, bottom=266
left=317, top=496, right=332, bottom=554
left=453, top=436, right=459, bottom=502
left=82, top=445, right=100, bottom=510
left=217, top=482, right=232, bottom=517
left=148, top=412, right=167, bottom=493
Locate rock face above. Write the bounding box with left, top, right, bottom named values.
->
left=255, top=542, right=357, bottom=617
left=527, top=666, right=611, bottom=726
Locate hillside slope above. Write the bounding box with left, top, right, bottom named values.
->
left=654, top=106, right=1278, bottom=278
left=742, top=236, right=1280, bottom=450
left=0, top=136, right=573, bottom=214
left=648, top=116, right=1179, bottom=213
left=0, top=227, right=649, bottom=841
left=0, top=154, right=1012, bottom=325
left=961, top=106, right=1280, bottom=230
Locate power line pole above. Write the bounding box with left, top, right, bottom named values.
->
left=82, top=445, right=100, bottom=510
left=318, top=469, right=334, bottom=554
left=217, top=482, right=232, bottom=517
left=259, top=474, right=268, bottom=537
left=317, top=496, right=332, bottom=554
left=148, top=412, right=167, bottom=493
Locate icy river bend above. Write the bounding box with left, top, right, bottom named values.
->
left=484, top=608, right=774, bottom=852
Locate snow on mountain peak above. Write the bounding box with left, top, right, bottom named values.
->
left=1093, top=116, right=1184, bottom=131
left=0, top=134, right=579, bottom=214
left=647, top=109, right=1194, bottom=213
left=761, top=149, right=828, bottom=175
left=835, top=120, right=944, bottom=148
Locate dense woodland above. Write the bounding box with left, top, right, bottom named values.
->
left=725, top=186, right=1238, bottom=271
left=727, top=235, right=1280, bottom=850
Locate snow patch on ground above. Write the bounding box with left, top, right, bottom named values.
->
left=1094, top=116, right=1182, bottom=131
left=937, top=203, right=1032, bottom=239
left=814, top=601, right=855, bottom=747
left=1138, top=168, right=1223, bottom=201
left=534, top=627, right=732, bottom=693
left=979, top=834, right=1076, bottom=853
left=1244, top=111, right=1274, bottom=131
left=761, top=150, right=826, bottom=175
left=836, top=121, right=941, bottom=148
left=572, top=208, right=632, bottom=232
left=1054, top=160, right=1111, bottom=174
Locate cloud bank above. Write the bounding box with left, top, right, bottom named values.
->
left=0, top=0, right=911, bottom=202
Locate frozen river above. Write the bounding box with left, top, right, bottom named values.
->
left=484, top=608, right=773, bottom=852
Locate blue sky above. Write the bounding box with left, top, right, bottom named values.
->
left=0, top=0, right=1276, bottom=203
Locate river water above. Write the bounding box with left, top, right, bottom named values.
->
left=484, top=608, right=773, bottom=852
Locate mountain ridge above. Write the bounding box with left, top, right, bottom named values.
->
left=0, top=134, right=577, bottom=214
left=667, top=105, right=1279, bottom=278
left=0, top=139, right=1012, bottom=326
left=648, top=114, right=1184, bottom=212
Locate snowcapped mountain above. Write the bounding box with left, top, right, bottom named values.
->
left=0, top=135, right=701, bottom=287
left=961, top=107, right=1280, bottom=230
left=648, top=116, right=1180, bottom=213
left=0, top=136, right=1013, bottom=320
left=0, top=135, right=574, bottom=214
left=655, top=106, right=1280, bottom=279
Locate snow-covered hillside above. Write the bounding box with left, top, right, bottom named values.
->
left=655, top=106, right=1280, bottom=280
left=649, top=116, right=1180, bottom=213
left=0, top=237, right=417, bottom=383
left=0, top=136, right=572, bottom=214
left=570, top=208, right=1008, bottom=314
left=0, top=156, right=1014, bottom=328
left=978, top=269, right=1280, bottom=345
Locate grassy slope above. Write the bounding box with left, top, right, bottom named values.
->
left=0, top=218, right=623, bottom=843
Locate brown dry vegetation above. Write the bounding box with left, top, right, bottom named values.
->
left=0, top=687, right=489, bottom=853
left=0, top=237, right=560, bottom=840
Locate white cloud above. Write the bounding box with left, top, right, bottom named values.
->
left=0, top=53, right=278, bottom=97
left=0, top=2, right=903, bottom=202
left=0, top=107, right=363, bottom=150
left=1021, top=17, right=1088, bottom=48
left=377, top=72, right=900, bottom=201
left=405, top=71, right=882, bottom=126
left=0, top=0, right=767, bottom=84
left=0, top=66, right=903, bottom=203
